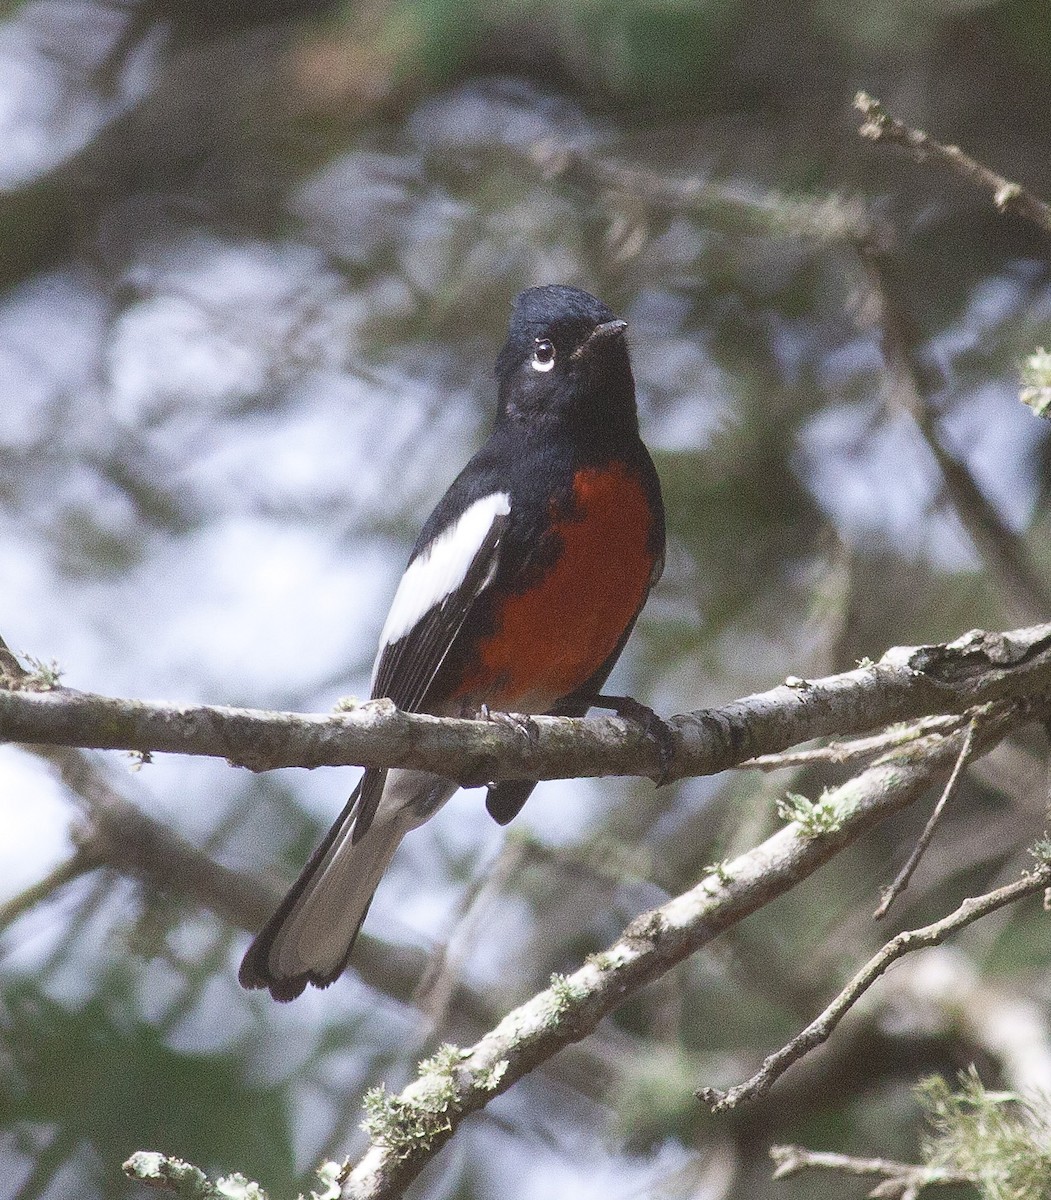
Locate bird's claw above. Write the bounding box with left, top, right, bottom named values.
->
left=593, top=693, right=675, bottom=785
left=480, top=706, right=541, bottom=750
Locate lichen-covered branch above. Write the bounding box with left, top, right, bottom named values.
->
left=336, top=705, right=1024, bottom=1199
left=122, top=1150, right=273, bottom=1199
left=2, top=623, right=1051, bottom=784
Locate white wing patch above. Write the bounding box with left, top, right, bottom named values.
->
left=372, top=491, right=511, bottom=678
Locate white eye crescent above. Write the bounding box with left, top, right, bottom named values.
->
left=530, top=338, right=556, bottom=372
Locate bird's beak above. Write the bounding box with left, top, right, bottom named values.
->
left=571, top=319, right=628, bottom=359
left=591, top=318, right=628, bottom=341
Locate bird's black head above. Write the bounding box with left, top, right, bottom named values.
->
left=494, top=285, right=638, bottom=441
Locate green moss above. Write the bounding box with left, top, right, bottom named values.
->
left=546, top=972, right=587, bottom=1023
left=22, top=655, right=63, bottom=690
left=477, top=1060, right=508, bottom=1092
left=361, top=1080, right=456, bottom=1159
left=776, top=789, right=846, bottom=836
left=417, top=1042, right=467, bottom=1076
left=361, top=1044, right=466, bottom=1159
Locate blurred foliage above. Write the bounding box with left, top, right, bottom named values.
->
left=1, top=0, right=1051, bottom=1198
left=920, top=1067, right=1051, bottom=1199
left=0, top=982, right=296, bottom=1197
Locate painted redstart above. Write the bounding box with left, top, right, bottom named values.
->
left=240, top=284, right=665, bottom=1000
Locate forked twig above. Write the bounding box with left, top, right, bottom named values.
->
left=771, top=1144, right=972, bottom=1197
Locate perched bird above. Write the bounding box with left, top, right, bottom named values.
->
left=240, top=284, right=665, bottom=1001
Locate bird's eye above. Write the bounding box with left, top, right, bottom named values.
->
left=530, top=339, right=556, bottom=372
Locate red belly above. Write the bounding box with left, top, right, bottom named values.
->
left=453, top=463, right=655, bottom=712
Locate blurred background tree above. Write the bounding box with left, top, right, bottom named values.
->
left=1, top=0, right=1051, bottom=1197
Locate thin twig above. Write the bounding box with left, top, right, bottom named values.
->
left=874, top=716, right=980, bottom=919
left=770, top=1144, right=973, bottom=1193
left=855, top=91, right=1051, bottom=235
left=741, top=714, right=967, bottom=772
left=699, top=859, right=1051, bottom=1112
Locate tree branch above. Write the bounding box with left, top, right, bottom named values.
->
left=854, top=246, right=1051, bottom=625
left=851, top=93, right=1051, bottom=624
left=740, top=713, right=967, bottom=771
left=122, top=1151, right=278, bottom=1200
left=699, top=857, right=1051, bottom=1112
left=15, top=740, right=504, bottom=1029
left=854, top=91, right=1051, bottom=235
left=2, top=624, right=1051, bottom=783
left=16, top=741, right=635, bottom=1101
left=329, top=705, right=1023, bottom=1198
left=0, top=845, right=100, bottom=930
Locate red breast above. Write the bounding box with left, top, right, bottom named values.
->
left=451, top=462, right=657, bottom=712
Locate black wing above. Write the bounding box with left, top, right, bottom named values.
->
left=351, top=504, right=509, bottom=839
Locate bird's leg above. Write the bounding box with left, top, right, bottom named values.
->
left=591, top=693, right=675, bottom=785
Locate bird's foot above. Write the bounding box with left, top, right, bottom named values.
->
left=479, top=705, right=541, bottom=750
left=592, top=693, right=675, bottom=785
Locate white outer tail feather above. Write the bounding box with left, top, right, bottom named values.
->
left=260, top=770, right=456, bottom=986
